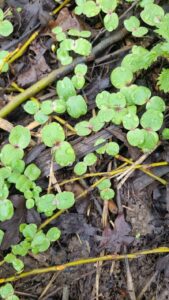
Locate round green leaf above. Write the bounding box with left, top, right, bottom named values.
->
left=96, top=91, right=111, bottom=109
left=84, top=153, right=97, bottom=166
left=56, top=77, right=76, bottom=101
left=74, top=162, right=87, bottom=175
left=0, top=144, right=24, bottom=167
left=22, top=224, right=37, bottom=240
left=0, top=283, right=14, bottom=298
left=97, top=179, right=111, bottom=191
left=89, top=116, right=105, bottom=132
left=100, top=188, right=115, bottom=200
left=23, top=100, right=39, bottom=115
left=31, top=231, right=50, bottom=254
left=41, top=122, right=65, bottom=147
left=24, top=163, right=41, bottom=181
left=41, top=100, right=53, bottom=115
left=66, top=95, right=87, bottom=118
left=0, top=199, right=14, bottom=222
left=124, top=16, right=140, bottom=32
left=127, top=129, right=145, bottom=146
left=26, top=199, right=35, bottom=209
left=46, top=227, right=61, bottom=242
left=57, top=48, right=73, bottom=65
left=141, top=4, right=164, bottom=26
left=104, top=12, right=119, bottom=32
left=122, top=113, right=139, bottom=130
left=139, top=130, right=159, bottom=152
left=54, top=191, right=75, bottom=209
left=0, top=20, right=13, bottom=37
left=110, top=66, right=133, bottom=89
left=75, top=64, right=87, bottom=75
left=34, top=110, right=49, bottom=124
left=9, top=125, right=31, bottom=149
left=131, top=85, right=151, bottom=105
left=106, top=142, right=119, bottom=156
left=162, top=128, right=169, bottom=140
left=36, top=194, right=56, bottom=215
left=73, top=38, right=92, bottom=56
left=140, top=109, right=163, bottom=131
left=146, top=96, right=165, bottom=112
left=83, top=1, right=100, bottom=17
left=54, top=141, right=76, bottom=166
left=100, top=0, right=117, bottom=13
left=110, top=92, right=126, bottom=109
left=75, top=121, right=92, bottom=136
left=53, top=99, right=66, bottom=114
left=132, top=26, right=148, bottom=37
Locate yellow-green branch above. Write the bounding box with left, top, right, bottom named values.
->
left=0, top=247, right=169, bottom=284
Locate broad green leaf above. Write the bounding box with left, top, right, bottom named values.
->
left=34, top=110, right=49, bottom=124
left=41, top=122, right=65, bottom=147
left=0, top=199, right=14, bottom=222
left=0, top=20, right=13, bottom=36
left=111, top=66, right=133, bottom=89
left=97, top=179, right=111, bottom=190
left=56, top=77, right=76, bottom=101
left=83, top=1, right=100, bottom=17
left=84, top=153, right=97, bottom=166
left=9, top=125, right=31, bottom=149
left=89, top=116, right=105, bottom=132
left=139, top=130, right=159, bottom=152
left=104, top=12, right=119, bottom=32
left=100, top=188, right=115, bottom=200
left=132, top=26, right=148, bottom=37
left=0, top=283, right=14, bottom=299
left=131, top=85, right=151, bottom=105
left=26, top=198, right=35, bottom=209
left=41, top=100, right=53, bottom=115
left=74, top=162, right=87, bottom=175
left=124, top=16, right=140, bottom=32
left=31, top=231, right=50, bottom=254
left=162, top=128, right=169, bottom=140
left=54, top=141, right=76, bottom=166
left=140, top=109, right=163, bottom=131
left=127, top=129, right=145, bottom=146
left=24, top=164, right=41, bottom=181
left=12, top=240, right=30, bottom=256
left=23, top=100, right=39, bottom=115
left=73, top=38, right=92, bottom=56
left=100, top=0, right=117, bottom=13
left=46, top=227, right=61, bottom=242
left=71, top=75, right=85, bottom=89
left=75, top=64, right=88, bottom=75
left=122, top=113, right=139, bottom=130
left=0, top=144, right=24, bottom=167
left=66, top=95, right=87, bottom=118
left=140, top=3, right=164, bottom=26
left=53, top=99, right=66, bottom=114
left=146, top=96, right=165, bottom=112
left=75, top=121, right=92, bottom=136
left=106, top=142, right=119, bottom=156
left=57, top=48, right=73, bottom=65
left=36, top=194, right=57, bottom=215
left=54, top=191, right=75, bottom=209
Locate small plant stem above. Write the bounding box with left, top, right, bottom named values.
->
left=52, top=0, right=71, bottom=15
left=11, top=82, right=40, bottom=104
left=8, top=31, right=39, bottom=64
left=59, top=162, right=167, bottom=186
left=116, top=155, right=168, bottom=185
left=53, top=116, right=76, bottom=134
left=0, top=28, right=127, bottom=118
left=0, top=247, right=169, bottom=284
left=39, top=210, right=65, bottom=230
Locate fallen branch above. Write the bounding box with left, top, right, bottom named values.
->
left=0, top=247, right=168, bottom=284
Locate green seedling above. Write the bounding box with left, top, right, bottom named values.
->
left=0, top=8, right=13, bottom=36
